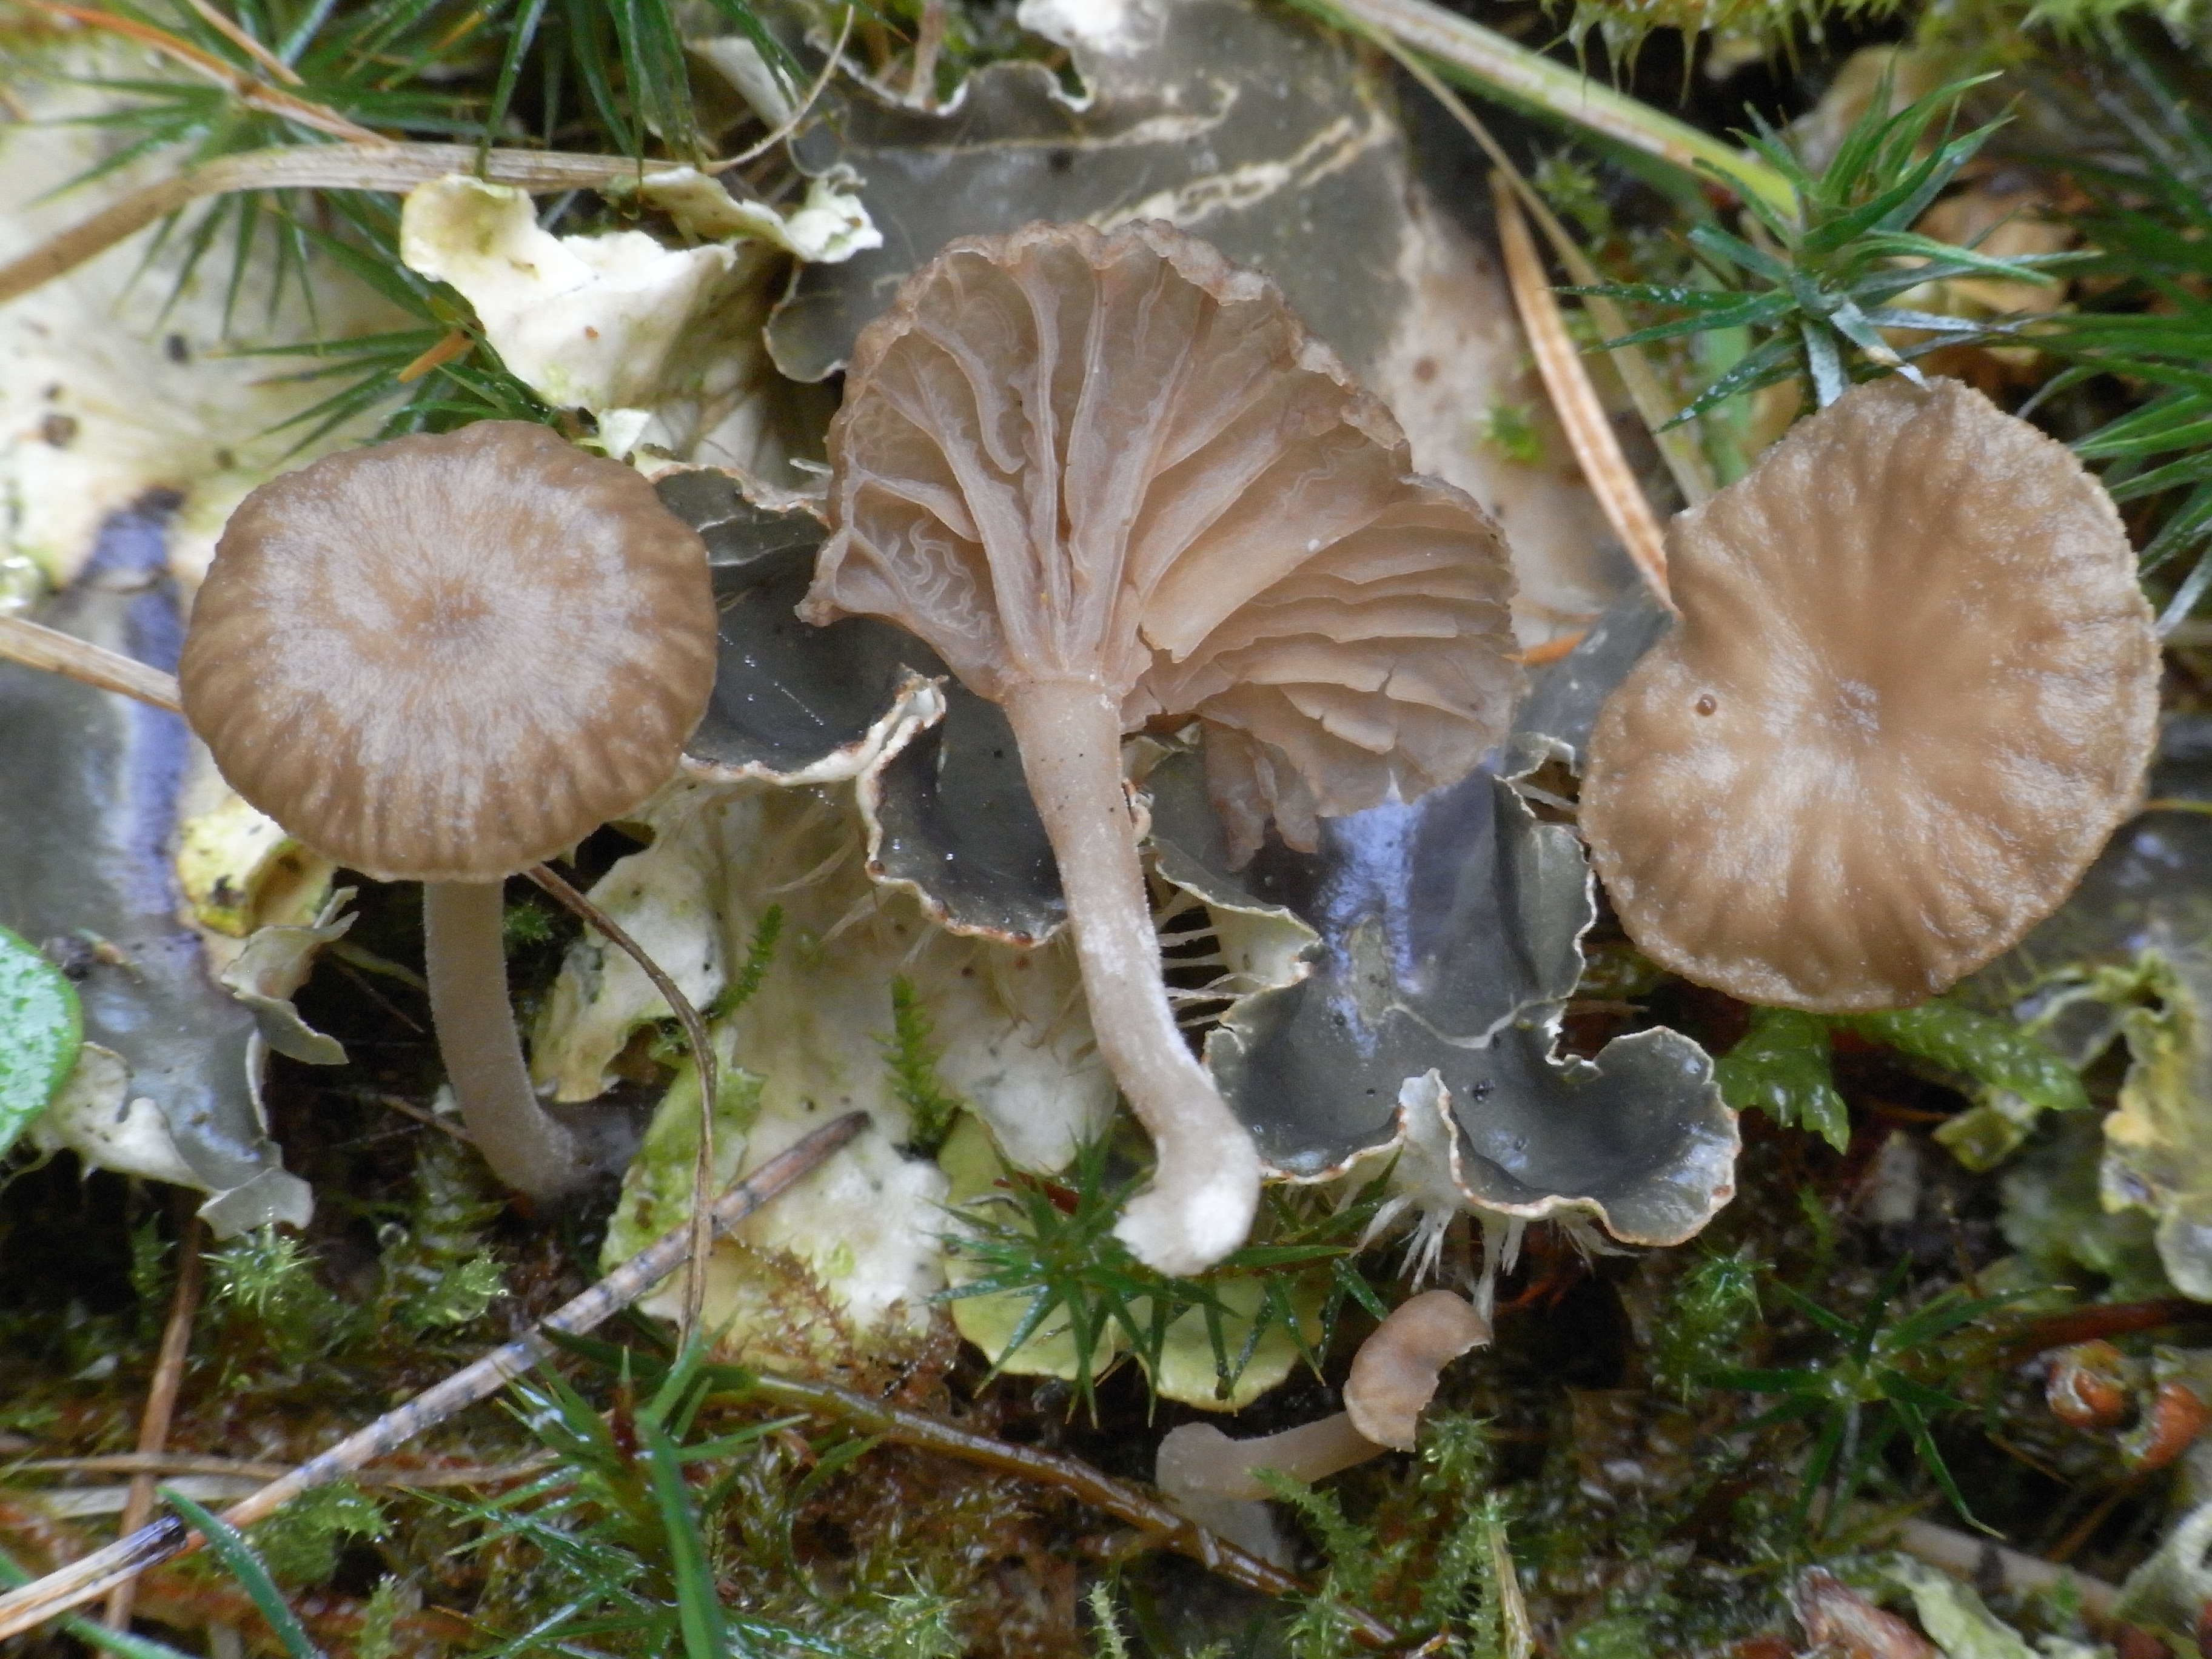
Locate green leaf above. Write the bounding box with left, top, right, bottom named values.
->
left=1842, top=997, right=2088, bottom=1116
left=1661, top=332, right=1802, bottom=428
left=0, top=922, right=81, bottom=1158
left=247, top=1482, right=386, bottom=1587
left=1714, top=1007, right=1849, bottom=1150
left=1888, top=1397, right=1991, bottom=1533
left=1770, top=1281, right=1861, bottom=1341
left=880, top=978, right=964, bottom=1156
left=1601, top=74, right=2053, bottom=430
left=1878, top=1370, right=1967, bottom=1415
left=674, top=1418, right=807, bottom=1464
left=1706, top=1365, right=1823, bottom=1393
left=707, top=906, right=782, bottom=1019
left=1885, top=1295, right=2019, bottom=1353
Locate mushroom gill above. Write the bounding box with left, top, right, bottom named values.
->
left=181, top=421, right=717, bottom=1199
left=803, top=220, right=1520, bottom=1273
left=1581, top=376, right=2160, bottom=1013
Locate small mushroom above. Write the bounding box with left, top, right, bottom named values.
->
left=1342, top=1287, right=1493, bottom=1449
left=1582, top=377, right=2160, bottom=1013
left=804, top=220, right=1518, bottom=1273
left=1155, top=1289, right=1490, bottom=1553
left=180, top=421, right=716, bottom=1199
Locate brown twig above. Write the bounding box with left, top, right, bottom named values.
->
left=2006, top=1299, right=2209, bottom=1361
left=396, top=328, right=472, bottom=383
left=0, top=143, right=652, bottom=310
left=525, top=863, right=720, bottom=1345
left=0, top=617, right=183, bottom=712
left=907, top=0, right=946, bottom=106
left=1885, top=1516, right=2119, bottom=1621
left=731, top=1371, right=1403, bottom=1648
left=178, top=0, right=303, bottom=84
left=103, top=1213, right=204, bottom=1628
left=17, top=1453, right=554, bottom=1488
left=1492, top=175, right=1675, bottom=612
left=1521, top=629, right=1588, bottom=666
left=372, top=1093, right=476, bottom=1145
left=0, top=1112, right=867, bottom=1643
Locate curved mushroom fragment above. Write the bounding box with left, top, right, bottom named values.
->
left=181, top=421, right=717, bottom=1199
left=859, top=683, right=1065, bottom=945
left=1180, top=732, right=1737, bottom=1250
left=660, top=470, right=943, bottom=787
left=1157, top=1413, right=1382, bottom=1507
left=1344, top=1287, right=1492, bottom=1449
left=804, top=221, right=1520, bottom=1273
left=1155, top=1289, right=1490, bottom=1553
left=0, top=498, right=310, bottom=1234
left=1582, top=377, right=2161, bottom=1013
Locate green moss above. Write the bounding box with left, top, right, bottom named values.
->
left=248, top=1481, right=387, bottom=1588
left=883, top=977, right=965, bottom=1157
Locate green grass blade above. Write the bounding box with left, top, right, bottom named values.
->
left=159, top=1487, right=323, bottom=1659
left=640, top=1420, right=723, bottom=1659
left=1889, top=1399, right=1992, bottom=1535
left=483, top=0, right=551, bottom=158
left=1801, top=320, right=1844, bottom=406
left=2160, top=544, right=2212, bottom=632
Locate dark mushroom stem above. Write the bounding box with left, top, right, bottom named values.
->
left=1000, top=679, right=1261, bottom=1277
left=422, top=881, right=583, bottom=1201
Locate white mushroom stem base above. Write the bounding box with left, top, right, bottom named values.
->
left=1155, top=1415, right=1383, bottom=1566
left=1156, top=1415, right=1382, bottom=1505
left=1001, top=679, right=1262, bottom=1276
left=423, top=880, right=585, bottom=1201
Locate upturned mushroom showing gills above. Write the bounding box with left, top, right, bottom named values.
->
left=180, top=421, right=717, bottom=1200
left=803, top=221, right=1520, bottom=1274
left=1581, top=377, right=2160, bottom=1013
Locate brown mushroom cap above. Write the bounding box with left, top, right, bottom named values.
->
left=803, top=218, right=1520, bottom=855
left=181, top=421, right=716, bottom=883
left=1342, top=1288, right=1491, bottom=1451
left=1581, top=377, right=2160, bottom=1012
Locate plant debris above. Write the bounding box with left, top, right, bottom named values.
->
left=13, top=0, right=2212, bottom=1655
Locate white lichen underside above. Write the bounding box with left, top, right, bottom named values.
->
left=540, top=777, right=1116, bottom=1351
left=0, top=59, right=398, bottom=598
